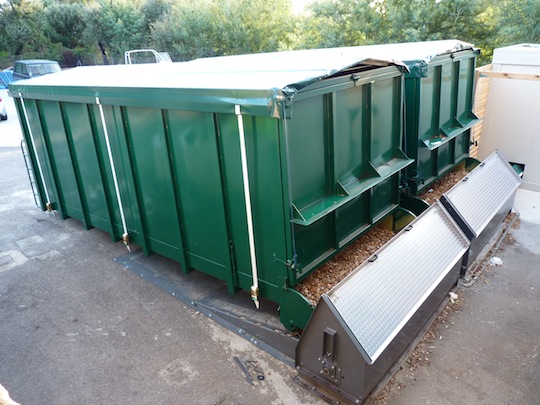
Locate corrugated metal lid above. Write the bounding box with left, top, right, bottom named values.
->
left=442, top=150, right=522, bottom=237
left=326, top=202, right=469, bottom=364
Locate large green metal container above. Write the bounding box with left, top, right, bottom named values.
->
left=401, top=46, right=479, bottom=196
left=10, top=47, right=413, bottom=330
left=10, top=41, right=476, bottom=330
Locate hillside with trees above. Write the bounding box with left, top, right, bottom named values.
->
left=0, top=0, right=538, bottom=68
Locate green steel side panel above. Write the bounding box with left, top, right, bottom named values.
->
left=121, top=107, right=183, bottom=261
left=372, top=175, right=399, bottom=222
left=417, top=147, right=434, bottom=184
left=37, top=100, right=84, bottom=221
left=457, top=57, right=478, bottom=127
left=371, top=78, right=399, bottom=165
left=87, top=104, right=125, bottom=239
left=15, top=99, right=47, bottom=211
left=284, top=71, right=408, bottom=282
left=437, top=141, right=453, bottom=174
left=19, top=99, right=59, bottom=212
left=404, top=51, right=478, bottom=195
left=217, top=113, right=290, bottom=296
left=417, top=74, right=435, bottom=143
left=294, top=215, right=335, bottom=278
left=455, top=130, right=470, bottom=162
left=334, top=85, right=366, bottom=184
left=97, top=105, right=146, bottom=247
left=439, top=62, right=456, bottom=136
left=335, top=193, right=371, bottom=248
left=166, top=109, right=232, bottom=279
left=243, top=116, right=290, bottom=291
left=289, top=73, right=411, bottom=226
left=288, top=96, right=327, bottom=210
left=62, top=103, right=113, bottom=233
left=216, top=113, right=251, bottom=287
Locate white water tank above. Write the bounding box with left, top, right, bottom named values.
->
left=478, top=44, right=540, bottom=191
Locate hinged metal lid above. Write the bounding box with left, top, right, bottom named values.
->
left=441, top=150, right=521, bottom=238
left=326, top=202, right=469, bottom=364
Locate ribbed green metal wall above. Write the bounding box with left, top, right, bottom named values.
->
left=403, top=49, right=479, bottom=196
left=13, top=64, right=410, bottom=330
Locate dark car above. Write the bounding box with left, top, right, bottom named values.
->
left=13, top=60, right=61, bottom=81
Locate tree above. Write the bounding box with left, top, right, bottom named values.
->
left=83, top=0, right=149, bottom=64
left=150, top=0, right=216, bottom=60
left=212, top=0, right=295, bottom=55
left=0, top=0, right=61, bottom=59
left=296, top=0, right=381, bottom=49
left=0, top=0, right=538, bottom=69
left=142, top=0, right=173, bottom=28
left=498, top=0, right=540, bottom=44
left=150, top=0, right=295, bottom=61
left=44, top=2, right=91, bottom=49
left=298, top=0, right=504, bottom=65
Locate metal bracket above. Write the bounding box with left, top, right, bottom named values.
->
left=318, top=327, right=342, bottom=384
left=272, top=253, right=296, bottom=270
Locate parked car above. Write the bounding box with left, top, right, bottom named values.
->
left=0, top=95, right=7, bottom=120
left=12, top=60, right=61, bottom=81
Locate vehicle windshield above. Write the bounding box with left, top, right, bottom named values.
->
left=28, top=63, right=61, bottom=76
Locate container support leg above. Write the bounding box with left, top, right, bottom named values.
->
left=235, top=105, right=259, bottom=309
left=19, top=94, right=53, bottom=211
left=96, top=96, right=130, bottom=250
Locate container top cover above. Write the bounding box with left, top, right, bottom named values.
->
left=9, top=40, right=474, bottom=118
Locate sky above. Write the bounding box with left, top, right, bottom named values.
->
left=292, top=0, right=316, bottom=14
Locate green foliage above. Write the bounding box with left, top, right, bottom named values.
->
left=151, top=0, right=294, bottom=61
left=45, top=2, right=91, bottom=49
left=0, top=0, right=538, bottom=66
left=142, top=0, right=173, bottom=27
left=84, top=0, right=149, bottom=64
left=498, top=0, right=540, bottom=44
left=296, top=0, right=377, bottom=48
left=0, top=0, right=60, bottom=59
left=150, top=0, right=217, bottom=60
left=298, top=0, right=532, bottom=65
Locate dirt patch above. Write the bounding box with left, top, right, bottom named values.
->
left=295, top=224, right=396, bottom=305
left=418, top=169, right=469, bottom=205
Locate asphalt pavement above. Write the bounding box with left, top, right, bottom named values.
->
left=1, top=88, right=539, bottom=405
left=0, top=89, right=322, bottom=405
left=382, top=188, right=540, bottom=405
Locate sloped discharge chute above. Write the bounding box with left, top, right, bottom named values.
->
left=295, top=202, right=470, bottom=403
left=295, top=150, right=521, bottom=404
